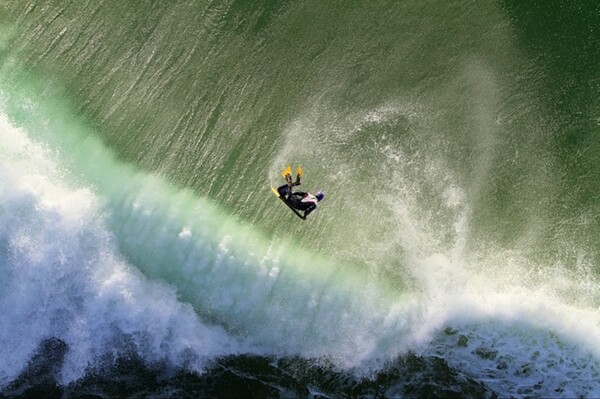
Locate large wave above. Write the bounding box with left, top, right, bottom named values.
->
left=1, top=1, right=599, bottom=397
left=1, top=83, right=599, bottom=396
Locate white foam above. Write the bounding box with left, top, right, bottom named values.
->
left=0, top=114, right=243, bottom=386
left=403, top=248, right=600, bottom=397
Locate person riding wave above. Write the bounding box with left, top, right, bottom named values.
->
left=277, top=167, right=324, bottom=218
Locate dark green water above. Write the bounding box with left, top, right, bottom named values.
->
left=0, top=1, right=599, bottom=397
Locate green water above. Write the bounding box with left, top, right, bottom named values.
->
left=1, top=0, right=599, bottom=397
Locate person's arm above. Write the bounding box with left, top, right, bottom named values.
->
left=303, top=203, right=317, bottom=217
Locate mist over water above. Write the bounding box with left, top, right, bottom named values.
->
left=1, top=0, right=599, bottom=397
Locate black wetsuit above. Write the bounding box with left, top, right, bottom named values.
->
left=277, top=184, right=318, bottom=217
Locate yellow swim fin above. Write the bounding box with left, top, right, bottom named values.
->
left=281, top=165, right=292, bottom=177
left=296, top=166, right=303, bottom=177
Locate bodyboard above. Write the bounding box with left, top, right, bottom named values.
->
left=271, top=187, right=306, bottom=220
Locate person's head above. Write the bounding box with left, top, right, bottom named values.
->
left=315, top=191, right=325, bottom=201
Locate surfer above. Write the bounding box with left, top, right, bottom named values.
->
left=276, top=166, right=324, bottom=218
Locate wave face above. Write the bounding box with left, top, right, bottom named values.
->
left=1, top=0, right=599, bottom=397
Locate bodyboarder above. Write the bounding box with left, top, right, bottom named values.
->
left=276, top=166, right=324, bottom=219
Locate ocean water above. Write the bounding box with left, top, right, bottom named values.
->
left=0, top=0, right=599, bottom=397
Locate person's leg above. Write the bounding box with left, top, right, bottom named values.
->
left=294, top=166, right=302, bottom=186
left=277, top=184, right=291, bottom=198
